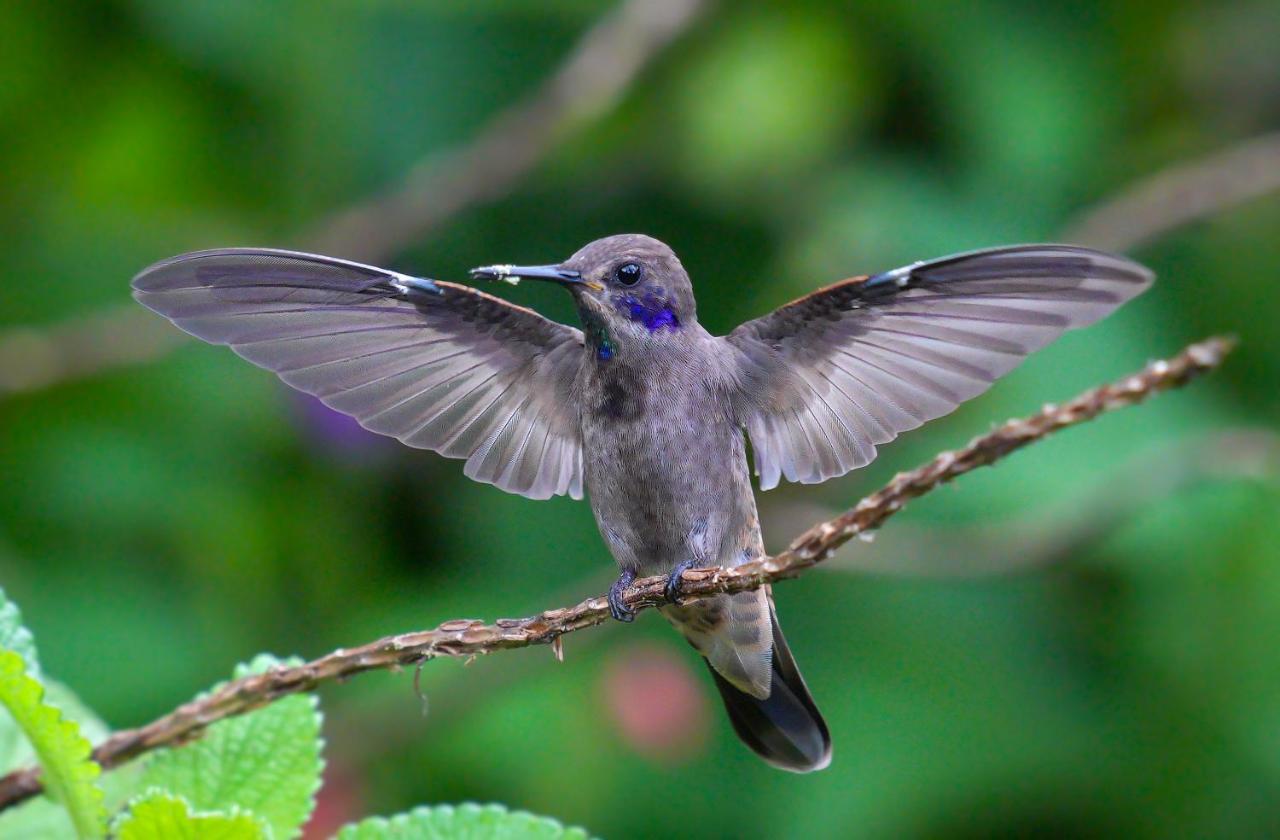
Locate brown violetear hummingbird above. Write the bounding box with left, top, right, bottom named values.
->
left=134, top=235, right=1152, bottom=771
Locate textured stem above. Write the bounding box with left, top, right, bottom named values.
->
left=0, top=336, right=1232, bottom=812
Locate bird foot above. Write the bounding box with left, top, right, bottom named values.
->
left=608, top=570, right=636, bottom=622
left=664, top=559, right=698, bottom=604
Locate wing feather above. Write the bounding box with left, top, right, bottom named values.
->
left=724, top=245, right=1152, bottom=488
left=133, top=248, right=585, bottom=500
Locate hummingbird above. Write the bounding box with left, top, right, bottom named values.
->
left=133, top=234, right=1152, bottom=771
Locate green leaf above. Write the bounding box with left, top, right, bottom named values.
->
left=114, top=791, right=267, bottom=839
left=0, top=650, right=105, bottom=839
left=336, top=803, right=594, bottom=840
left=0, top=678, right=142, bottom=840
left=0, top=587, right=126, bottom=838
left=0, top=586, right=43, bottom=778
left=0, top=587, right=40, bottom=678
left=139, top=654, right=323, bottom=840
left=0, top=679, right=110, bottom=772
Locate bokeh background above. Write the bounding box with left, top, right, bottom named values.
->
left=2, top=1, right=1279, bottom=837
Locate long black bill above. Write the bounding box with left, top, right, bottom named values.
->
left=469, top=263, right=596, bottom=289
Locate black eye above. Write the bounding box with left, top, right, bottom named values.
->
left=614, top=262, right=642, bottom=286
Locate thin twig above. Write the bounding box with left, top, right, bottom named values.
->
left=309, top=0, right=708, bottom=261
left=1065, top=131, right=1280, bottom=252
left=0, top=0, right=709, bottom=396
left=0, top=308, right=185, bottom=394
left=0, top=336, right=1233, bottom=812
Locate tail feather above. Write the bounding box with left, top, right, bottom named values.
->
left=662, top=589, right=773, bottom=699
left=708, top=604, right=831, bottom=772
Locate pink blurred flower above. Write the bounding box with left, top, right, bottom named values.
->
left=303, top=762, right=363, bottom=839
left=600, top=642, right=711, bottom=764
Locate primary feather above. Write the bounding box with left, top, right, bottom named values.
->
left=723, top=245, right=1153, bottom=489
left=133, top=248, right=585, bottom=500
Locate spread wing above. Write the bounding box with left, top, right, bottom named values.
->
left=723, top=245, right=1153, bottom=489
left=133, top=248, right=585, bottom=500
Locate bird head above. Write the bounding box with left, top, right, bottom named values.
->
left=470, top=234, right=697, bottom=351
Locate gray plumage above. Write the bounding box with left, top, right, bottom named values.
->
left=133, top=233, right=1153, bottom=772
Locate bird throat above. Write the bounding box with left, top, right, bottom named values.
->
left=584, top=314, right=617, bottom=362
left=613, top=290, right=680, bottom=333
left=581, top=291, right=680, bottom=363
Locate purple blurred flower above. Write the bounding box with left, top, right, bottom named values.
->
left=289, top=391, right=392, bottom=460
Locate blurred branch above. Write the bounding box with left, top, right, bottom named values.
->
left=0, top=307, right=186, bottom=395
left=310, top=0, right=708, bottom=261
left=1065, top=131, right=1280, bottom=252
left=0, top=335, right=1232, bottom=812
left=0, top=0, right=709, bottom=396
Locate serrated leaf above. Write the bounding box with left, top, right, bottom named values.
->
left=0, top=587, right=40, bottom=678
left=0, top=587, right=125, bottom=838
left=0, top=650, right=105, bottom=839
left=335, top=803, right=595, bottom=840
left=0, top=586, right=45, bottom=778
left=0, top=763, right=144, bottom=840
left=139, top=654, right=323, bottom=840
left=0, top=679, right=115, bottom=780
left=0, top=677, right=142, bottom=839
left=114, top=791, right=267, bottom=839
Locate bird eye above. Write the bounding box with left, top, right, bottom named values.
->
left=614, top=262, right=642, bottom=286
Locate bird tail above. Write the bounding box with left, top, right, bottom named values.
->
left=707, top=601, right=831, bottom=772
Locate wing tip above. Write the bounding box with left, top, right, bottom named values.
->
left=867, top=243, right=1155, bottom=291
left=130, top=247, right=408, bottom=295
left=131, top=248, right=267, bottom=292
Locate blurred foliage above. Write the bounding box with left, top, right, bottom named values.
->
left=1, top=0, right=1278, bottom=837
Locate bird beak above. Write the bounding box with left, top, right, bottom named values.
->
left=469, top=263, right=602, bottom=291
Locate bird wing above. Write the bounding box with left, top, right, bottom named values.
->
left=722, top=245, right=1153, bottom=489
left=134, top=248, right=585, bottom=500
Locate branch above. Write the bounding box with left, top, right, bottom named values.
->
left=0, top=0, right=709, bottom=396
left=1064, top=131, right=1280, bottom=252
left=0, top=335, right=1233, bottom=812
left=0, top=307, right=186, bottom=395
left=307, top=0, right=708, bottom=261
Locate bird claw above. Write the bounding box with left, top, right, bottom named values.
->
left=609, top=598, right=635, bottom=623
left=664, top=559, right=697, bottom=605
left=608, top=570, right=636, bottom=623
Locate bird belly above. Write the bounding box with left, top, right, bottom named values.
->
left=582, top=409, right=756, bottom=576
left=579, top=356, right=775, bottom=697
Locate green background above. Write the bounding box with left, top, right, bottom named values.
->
left=2, top=1, right=1278, bottom=837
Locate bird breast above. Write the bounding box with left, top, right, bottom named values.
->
left=578, top=343, right=757, bottom=576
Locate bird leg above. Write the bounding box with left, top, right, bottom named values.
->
left=607, top=569, right=637, bottom=623
left=664, top=557, right=702, bottom=605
